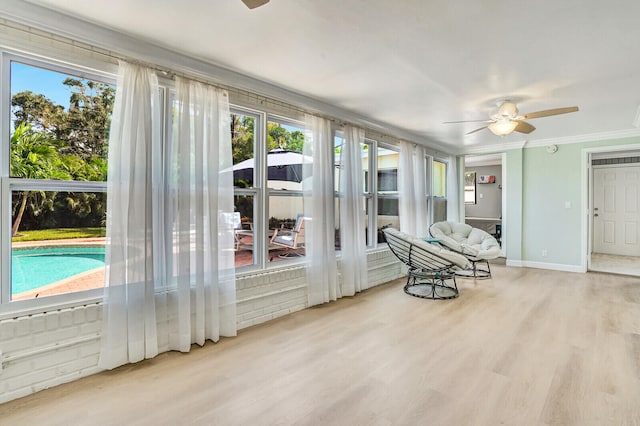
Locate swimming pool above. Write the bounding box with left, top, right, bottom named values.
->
left=12, top=246, right=105, bottom=294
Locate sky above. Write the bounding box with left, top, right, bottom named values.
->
left=11, top=61, right=74, bottom=109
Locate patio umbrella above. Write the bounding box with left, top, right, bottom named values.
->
left=233, top=148, right=312, bottom=184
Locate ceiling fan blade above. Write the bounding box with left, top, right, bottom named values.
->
left=241, top=0, right=270, bottom=9
left=513, top=120, right=535, bottom=134
left=466, top=126, right=488, bottom=135
left=522, top=106, right=579, bottom=120
left=443, top=119, right=493, bottom=124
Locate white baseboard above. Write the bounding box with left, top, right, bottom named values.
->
left=506, top=259, right=586, bottom=273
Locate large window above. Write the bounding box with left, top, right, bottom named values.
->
left=230, top=111, right=308, bottom=267
left=3, top=56, right=114, bottom=303
left=0, top=44, right=456, bottom=315
left=376, top=146, right=399, bottom=241
left=266, top=117, right=306, bottom=262
left=432, top=159, right=447, bottom=222
left=334, top=135, right=371, bottom=250
left=231, top=109, right=260, bottom=268
left=362, top=140, right=375, bottom=246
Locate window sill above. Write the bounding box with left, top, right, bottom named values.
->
left=0, top=288, right=103, bottom=321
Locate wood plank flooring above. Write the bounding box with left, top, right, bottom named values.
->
left=2, top=264, right=640, bottom=425
left=590, top=253, right=640, bottom=277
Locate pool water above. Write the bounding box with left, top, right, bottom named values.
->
left=12, top=246, right=105, bottom=294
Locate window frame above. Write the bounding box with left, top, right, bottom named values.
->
left=363, top=138, right=376, bottom=247
left=0, top=52, right=115, bottom=313
left=230, top=105, right=264, bottom=271
left=464, top=171, right=477, bottom=205
left=264, top=113, right=307, bottom=266
left=431, top=158, right=449, bottom=223
left=375, top=142, right=399, bottom=245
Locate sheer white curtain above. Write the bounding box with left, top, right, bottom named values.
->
left=339, top=125, right=368, bottom=296
left=99, top=62, right=162, bottom=369
left=304, top=114, right=338, bottom=306
left=446, top=155, right=464, bottom=222
left=165, top=76, right=236, bottom=352
left=99, top=64, right=236, bottom=370
left=399, top=141, right=429, bottom=236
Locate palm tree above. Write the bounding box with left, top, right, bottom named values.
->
left=9, top=123, right=71, bottom=236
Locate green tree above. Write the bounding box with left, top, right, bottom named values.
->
left=267, top=122, right=305, bottom=152
left=61, top=78, right=115, bottom=159
left=10, top=76, right=113, bottom=235
left=231, top=114, right=255, bottom=164
left=11, top=78, right=115, bottom=161
left=10, top=123, right=72, bottom=236
left=11, top=91, right=66, bottom=138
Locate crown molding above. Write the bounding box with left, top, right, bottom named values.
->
left=0, top=0, right=453, bottom=153
left=524, top=128, right=640, bottom=148
left=464, top=155, right=502, bottom=167
left=460, top=140, right=527, bottom=155
left=460, top=128, right=640, bottom=155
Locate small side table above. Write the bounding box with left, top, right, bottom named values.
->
left=423, top=238, right=441, bottom=244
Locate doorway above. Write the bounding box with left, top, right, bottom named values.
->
left=588, top=149, right=640, bottom=276
left=464, top=153, right=505, bottom=256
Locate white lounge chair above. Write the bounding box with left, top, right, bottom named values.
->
left=429, top=221, right=501, bottom=279
left=270, top=214, right=305, bottom=258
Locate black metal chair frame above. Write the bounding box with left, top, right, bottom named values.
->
left=451, top=256, right=492, bottom=280
left=384, top=229, right=462, bottom=300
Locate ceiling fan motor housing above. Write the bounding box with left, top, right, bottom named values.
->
left=497, top=101, right=518, bottom=119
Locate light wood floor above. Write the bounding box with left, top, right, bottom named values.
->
left=2, top=265, right=640, bottom=425
left=590, top=253, right=640, bottom=277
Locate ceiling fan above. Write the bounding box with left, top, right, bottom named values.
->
left=444, top=101, right=579, bottom=136
left=241, top=0, right=270, bottom=9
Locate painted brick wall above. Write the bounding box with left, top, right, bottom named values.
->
left=0, top=303, right=102, bottom=404
left=0, top=249, right=402, bottom=404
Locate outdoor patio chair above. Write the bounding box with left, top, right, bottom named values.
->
left=429, top=221, right=501, bottom=279
left=383, top=227, right=471, bottom=300
left=270, top=214, right=305, bottom=257
left=233, top=212, right=254, bottom=251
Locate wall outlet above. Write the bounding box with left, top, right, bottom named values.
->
left=541, top=249, right=548, bottom=257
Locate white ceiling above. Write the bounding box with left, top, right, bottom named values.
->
left=19, top=0, right=640, bottom=151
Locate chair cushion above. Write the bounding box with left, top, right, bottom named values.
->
left=409, top=237, right=471, bottom=270
left=430, top=221, right=501, bottom=260
left=383, top=227, right=471, bottom=270
left=272, top=231, right=295, bottom=247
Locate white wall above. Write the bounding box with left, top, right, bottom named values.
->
left=0, top=249, right=403, bottom=404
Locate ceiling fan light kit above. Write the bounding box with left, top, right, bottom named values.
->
left=488, top=119, right=518, bottom=136
left=446, top=101, right=579, bottom=137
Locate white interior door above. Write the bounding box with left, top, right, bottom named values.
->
left=593, top=166, right=640, bottom=256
